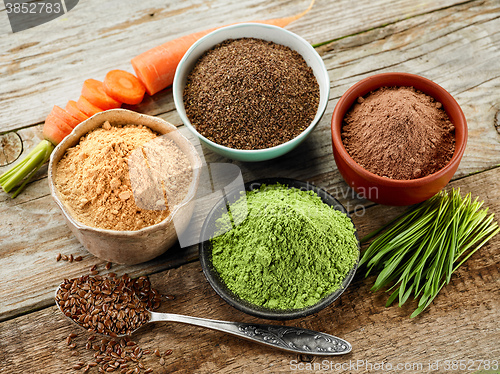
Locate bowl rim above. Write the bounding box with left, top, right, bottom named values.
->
left=48, top=108, right=202, bottom=237
left=198, top=177, right=360, bottom=320
left=173, top=22, right=330, bottom=155
left=331, top=72, right=468, bottom=187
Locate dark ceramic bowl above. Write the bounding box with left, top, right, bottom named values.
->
left=199, top=178, right=360, bottom=320
left=331, top=72, right=468, bottom=206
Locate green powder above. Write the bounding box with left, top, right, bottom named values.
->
left=210, top=184, right=359, bottom=310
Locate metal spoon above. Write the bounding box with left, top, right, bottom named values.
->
left=55, top=285, right=351, bottom=356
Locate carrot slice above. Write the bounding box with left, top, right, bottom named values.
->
left=43, top=113, right=74, bottom=145
left=50, top=105, right=80, bottom=129
left=103, top=70, right=146, bottom=105
left=81, top=79, right=122, bottom=110
left=77, top=96, right=105, bottom=117
left=66, top=100, right=90, bottom=122
left=131, top=0, right=314, bottom=95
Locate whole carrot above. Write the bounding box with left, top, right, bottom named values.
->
left=131, top=0, right=315, bottom=96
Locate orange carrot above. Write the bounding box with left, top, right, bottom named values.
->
left=81, top=79, right=122, bottom=110
left=77, top=96, right=105, bottom=117
left=66, top=100, right=90, bottom=122
left=43, top=113, right=74, bottom=145
left=103, top=70, right=146, bottom=105
left=131, top=0, right=315, bottom=95
left=50, top=105, right=80, bottom=129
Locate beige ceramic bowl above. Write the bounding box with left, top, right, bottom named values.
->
left=48, top=109, right=202, bottom=265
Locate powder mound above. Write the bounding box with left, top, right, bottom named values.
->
left=55, top=122, right=192, bottom=231
left=341, top=86, right=456, bottom=180
left=210, top=184, right=359, bottom=310
left=183, top=37, right=320, bottom=150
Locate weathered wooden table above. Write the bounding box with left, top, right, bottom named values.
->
left=1, top=0, right=499, bottom=373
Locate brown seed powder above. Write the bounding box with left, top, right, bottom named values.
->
left=55, top=122, right=192, bottom=230
left=341, top=86, right=456, bottom=180
left=183, top=38, right=320, bottom=150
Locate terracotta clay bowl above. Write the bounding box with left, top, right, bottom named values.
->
left=48, top=109, right=202, bottom=265
left=331, top=72, right=468, bottom=206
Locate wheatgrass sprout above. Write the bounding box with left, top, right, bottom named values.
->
left=359, top=188, right=499, bottom=318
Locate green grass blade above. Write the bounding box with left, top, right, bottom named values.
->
left=360, top=187, right=500, bottom=318
left=386, top=288, right=400, bottom=307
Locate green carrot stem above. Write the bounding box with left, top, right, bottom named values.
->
left=0, top=140, right=51, bottom=183
left=11, top=143, right=53, bottom=198
left=0, top=140, right=54, bottom=195
left=2, top=146, right=46, bottom=192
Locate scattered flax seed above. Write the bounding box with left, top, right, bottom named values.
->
left=90, top=270, right=99, bottom=276
left=69, top=254, right=74, bottom=263
left=90, top=264, right=97, bottom=272
left=67, top=333, right=77, bottom=345
left=164, top=349, right=173, bottom=356
left=58, top=271, right=174, bottom=373
left=184, top=38, right=320, bottom=150
left=56, top=253, right=62, bottom=261
left=75, top=256, right=83, bottom=261
left=62, top=254, right=69, bottom=261
left=105, top=262, right=112, bottom=270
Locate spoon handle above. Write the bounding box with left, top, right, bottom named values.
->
left=149, top=312, right=351, bottom=355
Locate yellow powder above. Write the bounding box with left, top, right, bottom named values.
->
left=54, top=122, right=191, bottom=231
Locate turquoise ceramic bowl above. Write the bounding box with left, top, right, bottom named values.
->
left=173, top=23, right=330, bottom=162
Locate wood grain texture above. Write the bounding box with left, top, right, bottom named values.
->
left=0, top=166, right=498, bottom=374
left=1, top=0, right=500, bottom=372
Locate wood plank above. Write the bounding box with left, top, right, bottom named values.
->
left=0, top=165, right=498, bottom=374
left=0, top=0, right=469, bottom=132
left=2, top=0, right=500, bottom=322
